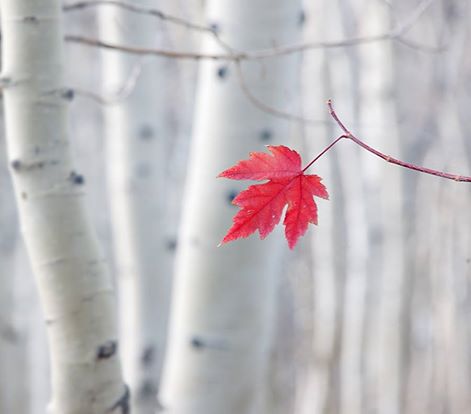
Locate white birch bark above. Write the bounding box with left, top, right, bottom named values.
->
left=303, top=2, right=405, bottom=413
left=0, top=1, right=126, bottom=413
left=0, top=141, right=29, bottom=413
left=164, top=0, right=201, bottom=264
left=99, top=3, right=171, bottom=412
left=303, top=1, right=370, bottom=413
left=17, top=242, right=50, bottom=414
left=432, top=115, right=471, bottom=413
left=160, top=1, right=301, bottom=413
left=355, top=3, right=405, bottom=414
left=392, top=3, right=440, bottom=414
left=301, top=2, right=345, bottom=412
left=427, top=8, right=471, bottom=408
left=394, top=2, right=471, bottom=413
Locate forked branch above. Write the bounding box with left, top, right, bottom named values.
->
left=64, top=0, right=443, bottom=61
left=304, top=100, right=471, bottom=183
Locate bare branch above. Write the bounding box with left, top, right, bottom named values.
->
left=65, top=35, right=218, bottom=60
left=234, top=61, right=325, bottom=125
left=74, top=58, right=146, bottom=105
left=64, top=0, right=443, bottom=123
left=64, top=0, right=213, bottom=35
left=64, top=0, right=444, bottom=60
left=324, top=100, right=471, bottom=182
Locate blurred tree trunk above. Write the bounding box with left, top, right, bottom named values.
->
left=302, top=0, right=404, bottom=413
left=160, top=1, right=301, bottom=413
left=355, top=3, right=405, bottom=413
left=99, top=3, right=172, bottom=412
left=300, top=1, right=471, bottom=414
left=394, top=2, right=471, bottom=413
left=300, top=2, right=344, bottom=413
left=0, top=1, right=126, bottom=413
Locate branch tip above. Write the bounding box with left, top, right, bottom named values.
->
left=325, top=104, right=471, bottom=183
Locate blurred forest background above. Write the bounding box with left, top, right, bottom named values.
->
left=0, top=0, right=471, bottom=413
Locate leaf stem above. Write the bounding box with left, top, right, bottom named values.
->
left=323, top=99, right=471, bottom=182
left=302, top=135, right=347, bottom=172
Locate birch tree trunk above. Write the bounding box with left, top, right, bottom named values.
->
left=356, top=3, right=405, bottom=413
left=301, top=2, right=346, bottom=412
left=99, top=4, right=171, bottom=413
left=0, top=1, right=126, bottom=413
left=0, top=137, right=29, bottom=413
left=303, top=2, right=404, bottom=413
left=160, top=1, right=301, bottom=413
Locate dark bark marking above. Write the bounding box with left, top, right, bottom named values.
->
left=190, top=335, right=228, bottom=351
left=141, top=346, right=155, bottom=366
left=166, top=238, right=177, bottom=251
left=69, top=171, right=85, bottom=185
left=11, top=159, right=45, bottom=171
left=96, top=340, right=117, bottom=359
left=298, top=10, right=306, bottom=26
left=107, top=385, right=130, bottom=414
left=11, top=159, right=22, bottom=170
left=23, top=16, right=39, bottom=23
left=259, top=129, right=273, bottom=141
left=61, top=88, right=75, bottom=101
left=139, top=125, right=155, bottom=140
left=11, top=158, right=60, bottom=172
left=217, top=66, right=228, bottom=79
left=190, top=336, right=204, bottom=349
left=209, top=22, right=220, bottom=34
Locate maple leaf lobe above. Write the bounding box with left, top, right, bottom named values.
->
left=219, top=145, right=328, bottom=249
left=218, top=145, right=302, bottom=180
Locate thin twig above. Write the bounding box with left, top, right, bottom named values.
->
left=325, top=100, right=471, bottom=182
left=234, top=61, right=325, bottom=125
left=64, top=35, right=216, bottom=59
left=90, top=58, right=145, bottom=103
left=64, top=0, right=443, bottom=124
left=64, top=58, right=146, bottom=105
left=64, top=0, right=213, bottom=34
left=64, top=0, right=443, bottom=60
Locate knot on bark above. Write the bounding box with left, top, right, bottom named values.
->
left=61, top=89, right=75, bottom=101
left=216, top=66, right=229, bottom=79
left=10, top=159, right=22, bottom=170
left=190, top=335, right=228, bottom=351
left=259, top=128, right=273, bottom=141
left=190, top=336, right=205, bottom=349
left=69, top=170, right=85, bottom=185
left=96, top=340, right=117, bottom=359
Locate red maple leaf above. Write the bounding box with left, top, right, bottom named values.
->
left=218, top=145, right=328, bottom=249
